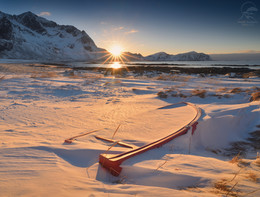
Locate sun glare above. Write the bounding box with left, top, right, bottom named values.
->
left=100, top=42, right=141, bottom=65
left=109, top=45, right=123, bottom=57
left=111, top=62, right=121, bottom=69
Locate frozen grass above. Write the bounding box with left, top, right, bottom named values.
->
left=213, top=179, right=239, bottom=197
left=191, top=89, right=207, bottom=98
left=66, top=71, right=104, bottom=80
left=213, top=153, right=260, bottom=196
left=229, top=153, right=249, bottom=167
left=229, top=153, right=242, bottom=164
left=31, top=71, right=59, bottom=78
left=104, top=80, right=122, bottom=86
left=242, top=72, right=259, bottom=78
left=157, top=91, right=168, bottom=98
left=1, top=63, right=260, bottom=196
left=250, top=91, right=260, bottom=101
left=255, top=153, right=260, bottom=167
left=216, top=87, right=228, bottom=93
left=229, top=87, right=243, bottom=94
left=247, top=172, right=258, bottom=183
left=156, top=74, right=192, bottom=82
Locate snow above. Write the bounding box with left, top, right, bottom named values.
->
left=144, top=51, right=211, bottom=61
left=0, top=11, right=102, bottom=61
left=0, top=63, right=260, bottom=196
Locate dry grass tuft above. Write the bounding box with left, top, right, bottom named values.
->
left=247, top=172, right=258, bottom=183
left=229, top=153, right=241, bottom=164
left=250, top=91, right=260, bottom=102
left=104, top=80, right=122, bottom=86
left=251, top=86, right=260, bottom=91
left=214, top=179, right=230, bottom=192
left=213, top=179, right=239, bottom=197
left=229, top=88, right=243, bottom=94
left=157, top=74, right=191, bottom=82
left=255, top=154, right=260, bottom=167
left=223, top=94, right=231, bottom=98
left=67, top=71, right=79, bottom=78
left=229, top=153, right=249, bottom=167
left=192, top=89, right=207, bottom=98
left=165, top=87, right=175, bottom=93
left=157, top=91, right=168, bottom=98
left=31, top=71, right=58, bottom=78
left=179, top=93, right=188, bottom=98
left=216, top=87, right=228, bottom=93
left=242, top=72, right=258, bottom=78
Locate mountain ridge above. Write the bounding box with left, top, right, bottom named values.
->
left=0, top=11, right=211, bottom=61
left=144, top=51, right=211, bottom=61
left=0, top=11, right=105, bottom=61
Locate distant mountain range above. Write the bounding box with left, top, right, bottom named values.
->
left=144, top=51, right=211, bottom=61
left=0, top=11, right=211, bottom=61
left=121, top=51, right=211, bottom=61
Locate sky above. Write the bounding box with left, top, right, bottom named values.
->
left=1, top=0, right=260, bottom=56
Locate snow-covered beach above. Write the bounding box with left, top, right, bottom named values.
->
left=0, top=63, right=260, bottom=196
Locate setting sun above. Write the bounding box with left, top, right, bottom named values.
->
left=109, top=45, right=123, bottom=57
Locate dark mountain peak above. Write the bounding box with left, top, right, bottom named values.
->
left=0, top=10, right=99, bottom=60
left=17, top=11, right=46, bottom=34
left=0, top=16, right=13, bottom=40
left=18, top=11, right=37, bottom=19
left=0, top=12, right=13, bottom=52
left=61, top=25, right=80, bottom=37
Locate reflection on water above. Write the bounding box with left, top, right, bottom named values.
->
left=66, top=60, right=260, bottom=70
left=111, top=62, right=122, bottom=69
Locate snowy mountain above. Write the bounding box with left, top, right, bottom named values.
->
left=144, top=51, right=211, bottom=61
left=0, top=11, right=211, bottom=62
left=121, top=52, right=144, bottom=61
left=0, top=11, right=105, bottom=61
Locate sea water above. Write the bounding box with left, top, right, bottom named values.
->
left=67, top=60, right=260, bottom=70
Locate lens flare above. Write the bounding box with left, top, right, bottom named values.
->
left=111, top=62, right=121, bottom=69
left=95, top=42, right=143, bottom=67
left=109, top=45, right=123, bottom=57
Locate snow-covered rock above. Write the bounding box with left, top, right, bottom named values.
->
left=145, top=51, right=211, bottom=61
left=0, top=11, right=105, bottom=61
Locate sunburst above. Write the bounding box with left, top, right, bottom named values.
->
left=95, top=42, right=144, bottom=71
left=109, top=45, right=123, bottom=57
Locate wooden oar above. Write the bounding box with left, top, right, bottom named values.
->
left=64, top=129, right=100, bottom=143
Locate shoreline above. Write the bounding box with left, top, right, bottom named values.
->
left=71, top=65, right=260, bottom=76
left=1, top=62, right=260, bottom=77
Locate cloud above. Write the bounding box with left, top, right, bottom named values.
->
left=114, top=26, right=124, bottom=31
left=38, top=12, right=51, bottom=17
left=234, top=50, right=260, bottom=54
left=125, top=29, right=139, bottom=34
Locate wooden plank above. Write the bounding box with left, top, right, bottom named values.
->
left=64, top=129, right=100, bottom=143
left=99, top=102, right=201, bottom=176
left=95, top=135, right=135, bottom=149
